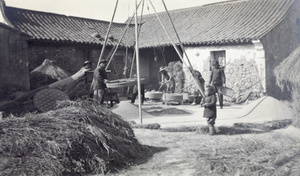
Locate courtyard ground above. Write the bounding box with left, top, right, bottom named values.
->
left=102, top=96, right=300, bottom=176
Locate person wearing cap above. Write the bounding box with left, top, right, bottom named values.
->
left=209, top=60, right=226, bottom=109
left=91, top=60, right=108, bottom=105
left=158, top=67, right=175, bottom=93
left=82, top=61, right=92, bottom=70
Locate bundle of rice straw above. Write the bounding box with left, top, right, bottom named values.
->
left=274, top=45, right=300, bottom=89
left=166, top=61, right=184, bottom=93
left=274, top=46, right=300, bottom=127
left=0, top=100, right=153, bottom=175
left=30, top=59, right=70, bottom=90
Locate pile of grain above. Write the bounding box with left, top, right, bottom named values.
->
left=236, top=96, right=292, bottom=122
left=111, top=101, right=153, bottom=120
left=0, top=100, right=153, bottom=175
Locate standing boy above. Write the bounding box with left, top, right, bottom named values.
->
left=201, top=85, right=217, bottom=135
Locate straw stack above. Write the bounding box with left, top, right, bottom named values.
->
left=0, top=100, right=153, bottom=175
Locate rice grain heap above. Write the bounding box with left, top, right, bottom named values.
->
left=0, top=100, right=153, bottom=176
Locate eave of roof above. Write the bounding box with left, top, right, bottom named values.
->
left=5, top=7, right=135, bottom=47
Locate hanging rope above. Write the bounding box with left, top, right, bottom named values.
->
left=128, top=0, right=146, bottom=79
left=105, top=0, right=144, bottom=70
left=148, top=0, right=205, bottom=97
left=146, top=0, right=167, bottom=67
left=161, top=0, right=194, bottom=70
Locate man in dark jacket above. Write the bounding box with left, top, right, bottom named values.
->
left=91, top=60, right=108, bottom=105
left=130, top=74, right=145, bottom=105
left=209, top=60, right=226, bottom=109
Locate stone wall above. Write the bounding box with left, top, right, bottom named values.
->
left=0, top=24, right=30, bottom=100
left=183, top=44, right=265, bottom=98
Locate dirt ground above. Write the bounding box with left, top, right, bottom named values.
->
left=105, top=126, right=300, bottom=176
left=104, top=96, right=300, bottom=176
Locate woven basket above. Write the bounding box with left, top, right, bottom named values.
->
left=220, top=86, right=234, bottom=98
left=163, top=93, right=183, bottom=101
left=107, top=78, right=146, bottom=88
left=33, top=88, right=69, bottom=112
left=145, top=91, right=164, bottom=100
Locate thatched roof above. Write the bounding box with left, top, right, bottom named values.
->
left=274, top=46, right=300, bottom=88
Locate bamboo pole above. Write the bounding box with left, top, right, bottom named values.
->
left=135, top=0, right=143, bottom=124
left=161, top=0, right=194, bottom=70
left=91, top=0, right=119, bottom=94
left=149, top=0, right=205, bottom=97
left=105, top=0, right=144, bottom=70
left=124, top=46, right=128, bottom=78
left=97, top=0, right=119, bottom=67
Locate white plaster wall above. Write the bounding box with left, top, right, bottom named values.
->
left=183, top=43, right=266, bottom=94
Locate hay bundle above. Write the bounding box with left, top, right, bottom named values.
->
left=30, top=59, right=70, bottom=90
left=165, top=61, right=184, bottom=93
left=274, top=46, right=300, bottom=89
left=274, top=46, right=300, bottom=127
left=0, top=100, right=152, bottom=175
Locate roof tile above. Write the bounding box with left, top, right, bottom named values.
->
left=138, top=0, right=295, bottom=48
left=5, top=7, right=135, bottom=46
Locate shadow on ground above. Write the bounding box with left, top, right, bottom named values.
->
left=138, top=119, right=293, bottom=135
left=142, top=106, right=192, bottom=116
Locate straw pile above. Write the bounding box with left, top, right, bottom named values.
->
left=165, top=61, right=184, bottom=93
left=274, top=46, right=300, bottom=127
left=30, top=59, right=70, bottom=90
left=0, top=100, right=153, bottom=175
left=274, top=46, right=300, bottom=88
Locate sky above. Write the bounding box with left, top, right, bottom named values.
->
left=5, top=0, right=230, bottom=23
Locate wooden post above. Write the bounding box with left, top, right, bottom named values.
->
left=135, top=0, right=143, bottom=124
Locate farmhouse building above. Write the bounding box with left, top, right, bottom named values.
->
left=137, top=0, right=300, bottom=99
left=1, top=0, right=299, bottom=100
left=1, top=0, right=136, bottom=85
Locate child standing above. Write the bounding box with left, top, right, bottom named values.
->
left=201, top=85, right=217, bottom=135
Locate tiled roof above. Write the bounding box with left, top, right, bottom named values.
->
left=138, top=0, right=295, bottom=48
left=5, top=7, right=135, bottom=47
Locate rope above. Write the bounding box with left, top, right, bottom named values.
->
left=236, top=96, right=268, bottom=118
left=148, top=0, right=205, bottom=97
left=105, top=0, right=144, bottom=70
